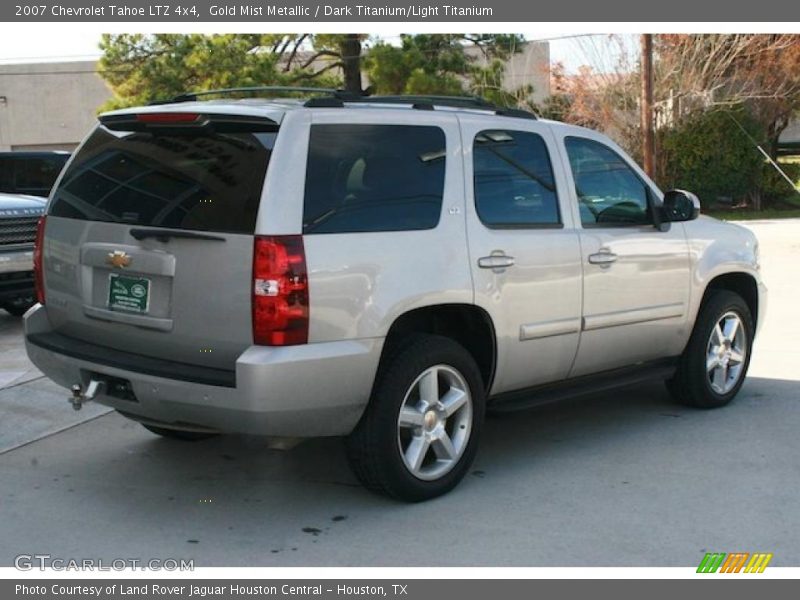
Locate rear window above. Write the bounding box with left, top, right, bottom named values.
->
left=49, top=126, right=275, bottom=234
left=303, top=124, right=446, bottom=234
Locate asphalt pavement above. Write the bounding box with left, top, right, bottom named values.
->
left=0, top=219, right=798, bottom=567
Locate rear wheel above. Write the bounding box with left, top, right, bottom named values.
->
left=346, top=335, right=485, bottom=502
left=141, top=423, right=218, bottom=441
left=667, top=290, right=753, bottom=408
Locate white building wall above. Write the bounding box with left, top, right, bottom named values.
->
left=0, top=61, right=112, bottom=151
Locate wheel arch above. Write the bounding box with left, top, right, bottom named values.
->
left=701, top=272, right=760, bottom=331
left=379, top=304, right=497, bottom=393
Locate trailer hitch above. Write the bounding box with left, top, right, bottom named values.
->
left=69, top=380, right=105, bottom=411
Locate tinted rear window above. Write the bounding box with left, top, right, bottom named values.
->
left=303, top=124, right=446, bottom=234
left=49, top=126, right=275, bottom=234
left=473, top=130, right=560, bottom=228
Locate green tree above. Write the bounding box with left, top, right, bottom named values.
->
left=98, top=34, right=344, bottom=109
left=98, top=33, right=531, bottom=110
left=309, top=34, right=368, bottom=94
left=659, top=109, right=766, bottom=206
left=363, top=34, right=528, bottom=103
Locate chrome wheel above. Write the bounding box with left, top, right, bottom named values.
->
left=397, top=364, right=473, bottom=481
left=706, top=311, right=747, bottom=394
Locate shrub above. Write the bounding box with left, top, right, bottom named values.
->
left=658, top=109, right=766, bottom=207
left=758, top=161, right=800, bottom=206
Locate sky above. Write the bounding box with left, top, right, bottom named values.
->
left=0, top=31, right=635, bottom=74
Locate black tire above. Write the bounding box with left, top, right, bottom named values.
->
left=141, top=423, right=218, bottom=441
left=2, top=301, right=33, bottom=317
left=666, top=290, right=754, bottom=408
left=345, top=334, right=485, bottom=502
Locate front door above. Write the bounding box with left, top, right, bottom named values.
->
left=559, top=135, right=691, bottom=377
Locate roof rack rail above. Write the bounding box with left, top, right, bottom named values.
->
left=360, top=95, right=497, bottom=109
left=151, top=86, right=350, bottom=105
left=303, top=93, right=538, bottom=120
left=151, top=86, right=538, bottom=120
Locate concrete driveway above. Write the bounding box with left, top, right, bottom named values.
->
left=0, top=219, right=798, bottom=567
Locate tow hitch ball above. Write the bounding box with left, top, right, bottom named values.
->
left=69, top=380, right=104, bottom=411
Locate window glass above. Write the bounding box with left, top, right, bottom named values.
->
left=49, top=127, right=274, bottom=233
left=565, top=137, right=651, bottom=226
left=0, top=159, right=12, bottom=191
left=15, top=157, right=66, bottom=195
left=473, top=130, right=560, bottom=227
left=303, top=124, right=446, bottom=234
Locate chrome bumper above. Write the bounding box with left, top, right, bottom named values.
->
left=0, top=245, right=34, bottom=274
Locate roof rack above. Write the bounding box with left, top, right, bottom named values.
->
left=153, top=86, right=538, bottom=120
left=304, top=93, right=538, bottom=120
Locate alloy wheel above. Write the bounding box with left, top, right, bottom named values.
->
left=396, top=364, right=473, bottom=481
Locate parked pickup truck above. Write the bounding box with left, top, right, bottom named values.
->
left=24, top=90, right=766, bottom=501
left=0, top=193, right=46, bottom=316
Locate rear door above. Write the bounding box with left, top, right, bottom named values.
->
left=42, top=109, right=280, bottom=371
left=460, top=115, right=583, bottom=395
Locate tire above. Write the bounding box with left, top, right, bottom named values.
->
left=667, top=290, right=754, bottom=408
left=141, top=423, right=218, bottom=441
left=2, top=301, right=33, bottom=317
left=346, top=334, right=485, bottom=502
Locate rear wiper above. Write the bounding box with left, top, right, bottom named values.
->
left=129, top=228, right=226, bottom=242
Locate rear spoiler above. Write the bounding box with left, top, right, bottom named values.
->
left=99, top=112, right=278, bottom=133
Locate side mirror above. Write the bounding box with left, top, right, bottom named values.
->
left=663, top=190, right=700, bottom=222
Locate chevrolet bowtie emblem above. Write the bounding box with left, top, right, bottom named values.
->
left=106, top=250, right=132, bottom=269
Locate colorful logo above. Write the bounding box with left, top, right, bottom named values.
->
left=697, top=552, right=773, bottom=573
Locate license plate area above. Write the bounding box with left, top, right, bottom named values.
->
left=108, top=273, right=150, bottom=314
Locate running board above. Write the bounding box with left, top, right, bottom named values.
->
left=488, top=359, right=678, bottom=413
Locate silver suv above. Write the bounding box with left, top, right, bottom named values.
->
left=24, top=90, right=766, bottom=501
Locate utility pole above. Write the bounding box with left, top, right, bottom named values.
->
left=640, top=34, right=655, bottom=178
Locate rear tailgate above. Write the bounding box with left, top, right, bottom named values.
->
left=41, top=110, right=279, bottom=373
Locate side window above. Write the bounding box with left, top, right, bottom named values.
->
left=565, top=137, right=652, bottom=226
left=303, top=124, right=446, bottom=234
left=473, top=130, right=560, bottom=228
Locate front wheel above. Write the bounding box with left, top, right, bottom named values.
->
left=667, top=290, right=754, bottom=408
left=346, top=335, right=485, bottom=502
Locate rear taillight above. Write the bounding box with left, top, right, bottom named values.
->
left=252, top=236, right=309, bottom=346
left=33, top=216, right=46, bottom=305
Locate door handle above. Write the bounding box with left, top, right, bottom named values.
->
left=588, top=250, right=618, bottom=266
left=478, top=254, right=516, bottom=271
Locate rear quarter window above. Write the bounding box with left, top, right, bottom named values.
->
left=49, top=126, right=275, bottom=234
left=302, top=124, right=446, bottom=234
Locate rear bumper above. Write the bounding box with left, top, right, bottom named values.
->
left=24, top=304, right=383, bottom=437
